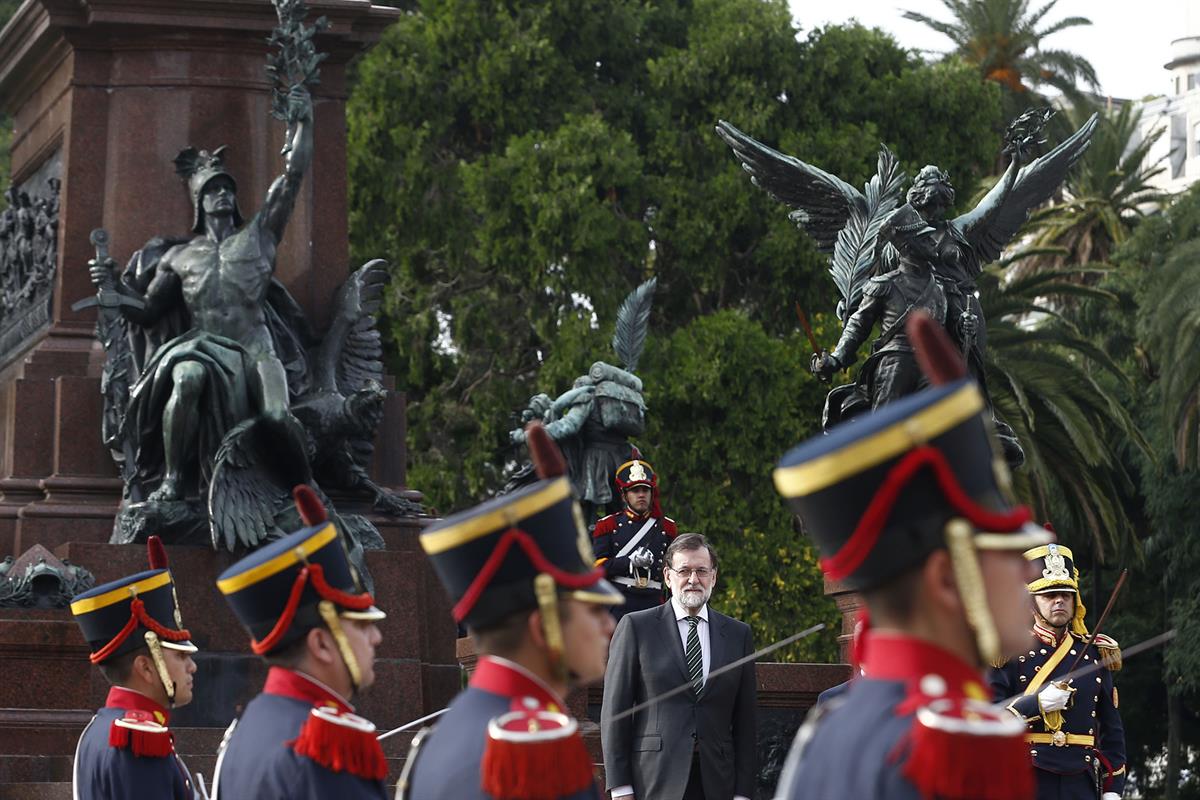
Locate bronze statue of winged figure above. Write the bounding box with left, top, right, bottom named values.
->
left=716, top=109, right=1098, bottom=467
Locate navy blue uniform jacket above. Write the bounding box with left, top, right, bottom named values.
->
left=213, top=668, right=387, bottom=800
left=73, top=687, right=193, bottom=800
left=989, top=624, right=1126, bottom=798
left=406, top=656, right=600, bottom=800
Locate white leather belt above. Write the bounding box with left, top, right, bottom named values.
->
left=614, top=576, right=663, bottom=590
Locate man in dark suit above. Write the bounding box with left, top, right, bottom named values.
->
left=601, top=533, right=756, bottom=800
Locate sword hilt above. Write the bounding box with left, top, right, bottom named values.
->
left=72, top=228, right=145, bottom=312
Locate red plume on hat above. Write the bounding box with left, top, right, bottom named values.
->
left=294, top=484, right=329, bottom=526
left=906, top=310, right=966, bottom=386
left=146, top=536, right=168, bottom=570
left=526, top=422, right=567, bottom=479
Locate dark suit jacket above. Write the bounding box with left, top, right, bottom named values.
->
left=601, top=601, right=757, bottom=800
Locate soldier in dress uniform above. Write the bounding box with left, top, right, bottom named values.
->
left=212, top=487, right=389, bottom=800
left=990, top=543, right=1126, bottom=800
left=70, top=537, right=200, bottom=799
left=399, top=421, right=623, bottom=800
left=591, top=459, right=677, bottom=618
left=770, top=314, right=1053, bottom=800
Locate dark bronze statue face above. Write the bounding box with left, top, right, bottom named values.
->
left=200, top=176, right=238, bottom=218
left=907, top=167, right=955, bottom=221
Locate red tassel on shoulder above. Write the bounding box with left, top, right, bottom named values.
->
left=109, top=712, right=174, bottom=758
left=481, top=709, right=594, bottom=800
left=898, top=699, right=1034, bottom=800
left=290, top=707, right=387, bottom=781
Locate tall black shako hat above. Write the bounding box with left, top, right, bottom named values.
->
left=71, top=536, right=196, bottom=664
left=71, top=537, right=196, bottom=703
left=421, top=422, right=622, bottom=632
left=217, top=487, right=384, bottom=685
left=773, top=312, right=1050, bottom=663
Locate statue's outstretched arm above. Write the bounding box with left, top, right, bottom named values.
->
left=543, top=398, right=592, bottom=440
left=829, top=292, right=886, bottom=369
left=259, top=87, right=314, bottom=247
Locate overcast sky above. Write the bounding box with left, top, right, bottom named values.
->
left=788, top=0, right=1183, bottom=101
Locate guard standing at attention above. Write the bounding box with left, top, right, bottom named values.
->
left=770, top=312, right=1053, bottom=800
left=70, top=537, right=200, bottom=799
left=212, top=487, right=389, bottom=799
left=400, top=421, right=622, bottom=800
left=591, top=458, right=677, bottom=617
left=990, top=542, right=1126, bottom=800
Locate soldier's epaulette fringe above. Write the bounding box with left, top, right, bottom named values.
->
left=109, top=712, right=173, bottom=758
left=901, top=699, right=1033, bottom=800
left=289, top=706, right=388, bottom=781
left=1093, top=633, right=1122, bottom=671
left=482, top=709, right=593, bottom=800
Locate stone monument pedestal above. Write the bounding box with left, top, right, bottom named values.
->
left=0, top=0, right=463, bottom=795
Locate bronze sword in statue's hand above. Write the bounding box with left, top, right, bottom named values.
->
left=71, top=229, right=145, bottom=314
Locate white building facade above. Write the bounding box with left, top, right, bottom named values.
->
left=1137, top=6, right=1200, bottom=195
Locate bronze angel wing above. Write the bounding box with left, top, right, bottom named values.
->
left=306, top=259, right=388, bottom=471
left=208, top=417, right=313, bottom=550
left=716, top=120, right=866, bottom=253
left=953, top=113, right=1099, bottom=265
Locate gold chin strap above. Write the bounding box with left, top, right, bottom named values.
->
left=317, top=600, right=362, bottom=691
left=944, top=518, right=1001, bottom=666
left=533, top=573, right=566, bottom=682
left=143, top=631, right=176, bottom=706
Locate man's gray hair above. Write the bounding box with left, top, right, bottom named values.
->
left=664, top=532, right=719, bottom=573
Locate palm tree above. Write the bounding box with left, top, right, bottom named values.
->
left=903, top=0, right=1099, bottom=103
left=1139, top=238, right=1200, bottom=470
left=981, top=264, right=1149, bottom=560
left=1019, top=103, right=1168, bottom=276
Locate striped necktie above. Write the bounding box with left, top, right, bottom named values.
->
left=685, top=616, right=704, bottom=695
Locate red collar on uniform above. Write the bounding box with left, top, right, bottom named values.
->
left=860, top=632, right=989, bottom=713
left=105, top=686, right=170, bottom=725
left=623, top=508, right=651, bottom=521
left=1032, top=620, right=1066, bottom=647
left=470, top=656, right=565, bottom=713
left=263, top=667, right=353, bottom=713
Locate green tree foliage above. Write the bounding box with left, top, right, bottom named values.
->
left=347, top=0, right=1000, bottom=657
left=637, top=311, right=839, bottom=658
left=980, top=264, right=1147, bottom=561
left=1067, top=186, right=1200, bottom=797
left=902, top=0, right=1098, bottom=109
left=1021, top=103, right=1168, bottom=277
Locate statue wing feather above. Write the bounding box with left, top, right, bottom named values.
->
left=830, top=145, right=907, bottom=322
left=612, top=277, right=657, bottom=373
left=716, top=119, right=866, bottom=253
left=311, top=260, right=388, bottom=396
left=208, top=419, right=304, bottom=551
left=954, top=113, right=1099, bottom=264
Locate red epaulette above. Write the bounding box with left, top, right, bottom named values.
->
left=289, top=707, right=388, bottom=781
left=481, top=708, right=594, bottom=800
left=662, top=517, right=678, bottom=536
left=591, top=515, right=617, bottom=538
left=108, top=710, right=174, bottom=758
left=900, top=697, right=1033, bottom=800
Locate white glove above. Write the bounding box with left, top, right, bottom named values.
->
left=1101, top=793, right=1121, bottom=800
left=630, top=547, right=654, bottom=570
left=1038, top=682, right=1073, bottom=713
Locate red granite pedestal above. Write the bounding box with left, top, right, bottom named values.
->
left=0, top=0, right=464, bottom=797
